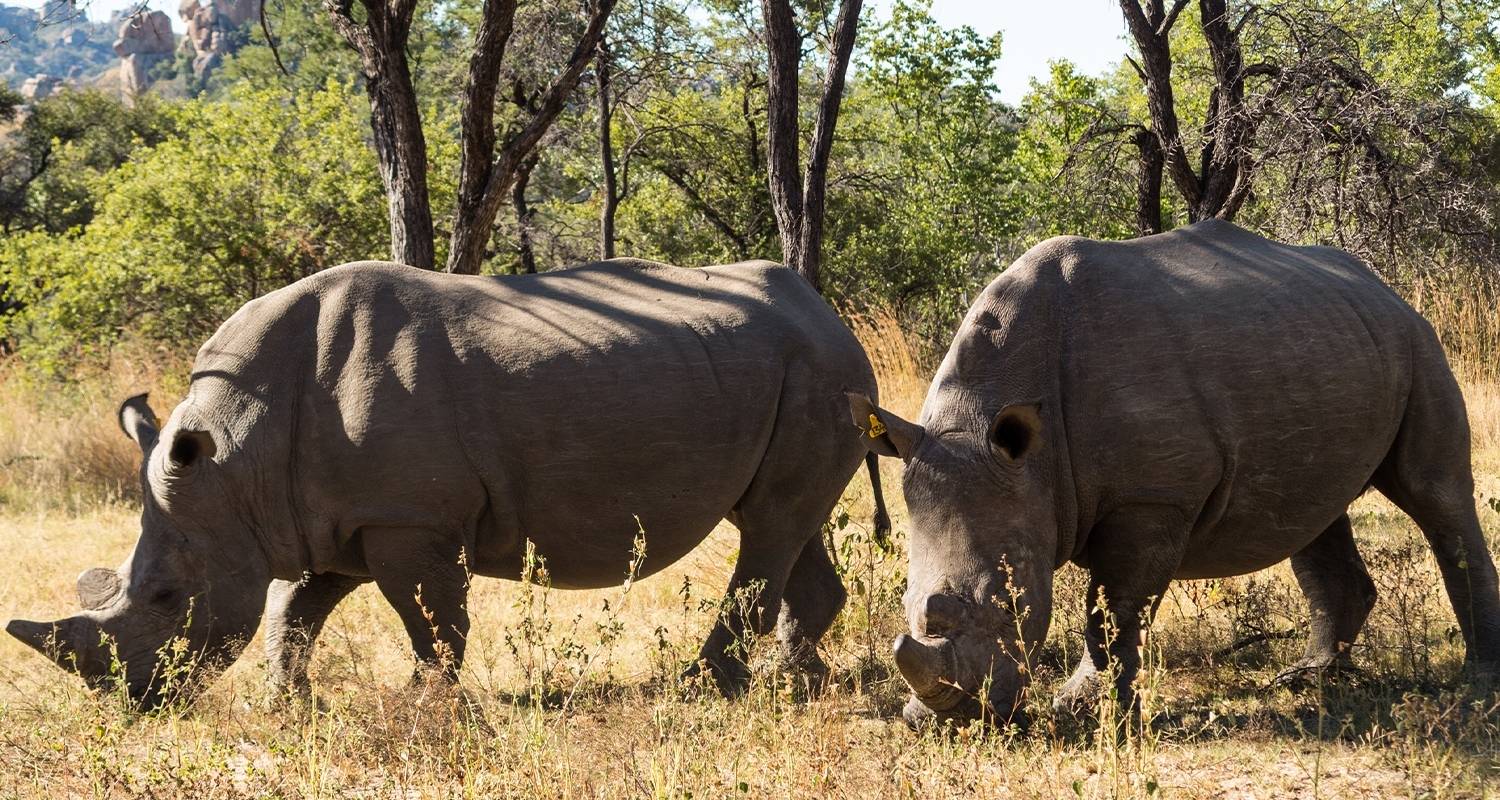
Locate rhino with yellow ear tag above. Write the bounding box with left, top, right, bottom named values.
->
left=870, top=220, right=1500, bottom=730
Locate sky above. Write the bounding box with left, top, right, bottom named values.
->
left=14, top=0, right=1133, bottom=101
left=925, top=0, right=1128, bottom=100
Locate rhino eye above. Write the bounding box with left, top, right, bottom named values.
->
left=150, top=588, right=179, bottom=608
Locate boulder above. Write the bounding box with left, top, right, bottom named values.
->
left=20, top=73, right=61, bottom=101
left=113, top=10, right=175, bottom=100
left=179, top=0, right=260, bottom=80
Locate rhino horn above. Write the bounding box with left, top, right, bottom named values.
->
left=77, top=568, right=123, bottom=611
left=893, top=633, right=960, bottom=711
left=6, top=616, right=96, bottom=674
left=118, top=393, right=160, bottom=453
left=7, top=619, right=66, bottom=662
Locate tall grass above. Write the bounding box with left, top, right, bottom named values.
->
left=0, top=345, right=189, bottom=510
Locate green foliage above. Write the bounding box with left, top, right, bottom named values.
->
left=0, top=90, right=175, bottom=234
left=0, top=84, right=22, bottom=123
left=0, top=82, right=386, bottom=367
left=827, top=0, right=1018, bottom=328
left=4, top=0, right=1500, bottom=366
left=1013, top=61, right=1143, bottom=241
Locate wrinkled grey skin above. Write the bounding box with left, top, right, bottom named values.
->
left=853, top=220, right=1500, bottom=728
left=9, top=259, right=882, bottom=706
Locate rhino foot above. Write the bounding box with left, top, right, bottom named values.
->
left=1270, top=657, right=1363, bottom=690
left=1052, top=663, right=1103, bottom=719
left=681, top=655, right=752, bottom=698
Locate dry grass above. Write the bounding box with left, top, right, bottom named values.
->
left=0, top=306, right=1498, bottom=798
left=0, top=344, right=191, bottom=511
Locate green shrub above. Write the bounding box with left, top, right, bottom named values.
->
left=0, top=80, right=386, bottom=369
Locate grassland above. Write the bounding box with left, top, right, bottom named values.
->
left=0, top=305, right=1498, bottom=798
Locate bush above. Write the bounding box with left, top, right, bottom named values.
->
left=0, top=80, right=386, bottom=368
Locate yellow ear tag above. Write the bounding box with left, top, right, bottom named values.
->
left=867, top=413, right=887, bottom=438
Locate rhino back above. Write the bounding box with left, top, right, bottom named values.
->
left=191, top=259, right=872, bottom=586
left=969, top=220, right=1438, bottom=577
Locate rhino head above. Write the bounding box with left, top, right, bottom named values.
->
left=849, top=392, right=1057, bottom=729
left=6, top=394, right=270, bottom=709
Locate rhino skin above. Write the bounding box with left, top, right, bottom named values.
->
left=8, top=258, right=888, bottom=706
left=853, top=219, right=1500, bottom=728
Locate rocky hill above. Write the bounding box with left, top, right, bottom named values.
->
left=0, top=0, right=261, bottom=102
left=0, top=3, right=120, bottom=96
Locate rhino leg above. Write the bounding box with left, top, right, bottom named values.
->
left=1276, top=514, right=1376, bottom=685
left=1371, top=365, right=1500, bottom=680
left=264, top=572, right=369, bottom=696
left=687, top=535, right=799, bottom=696
left=776, top=534, right=847, bottom=689
left=1054, top=505, right=1183, bottom=723
left=362, top=527, right=471, bottom=681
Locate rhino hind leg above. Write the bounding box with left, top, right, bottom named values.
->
left=264, top=572, right=369, bottom=696
left=687, top=371, right=865, bottom=697
left=1275, top=514, right=1377, bottom=685
left=1371, top=362, right=1500, bottom=680
left=685, top=540, right=797, bottom=696
left=776, top=534, right=847, bottom=689
left=362, top=527, right=472, bottom=681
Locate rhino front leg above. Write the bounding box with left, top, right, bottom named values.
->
left=264, top=572, right=369, bottom=695
left=1054, top=505, right=1183, bottom=725
left=362, top=528, right=472, bottom=680
left=1276, top=513, right=1376, bottom=685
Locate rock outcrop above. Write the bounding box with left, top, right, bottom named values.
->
left=112, top=10, right=174, bottom=101
left=179, top=0, right=261, bottom=81
left=19, top=73, right=61, bottom=101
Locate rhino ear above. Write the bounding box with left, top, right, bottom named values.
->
left=118, top=393, right=160, bottom=454
left=166, top=428, right=217, bottom=470
left=847, top=392, right=925, bottom=461
left=990, top=402, right=1042, bottom=462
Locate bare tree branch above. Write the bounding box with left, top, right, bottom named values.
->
left=447, top=0, right=617, bottom=274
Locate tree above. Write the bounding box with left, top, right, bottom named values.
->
left=592, top=0, right=698, bottom=259
left=1117, top=0, right=1258, bottom=225
left=828, top=0, right=1018, bottom=328
left=324, top=0, right=616, bottom=273
left=1106, top=0, right=1500, bottom=274
left=760, top=0, right=863, bottom=291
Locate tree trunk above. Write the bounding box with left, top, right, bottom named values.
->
left=325, top=0, right=435, bottom=268
left=1132, top=126, right=1164, bottom=236
left=597, top=38, right=618, bottom=260
left=367, top=68, right=435, bottom=268
left=513, top=154, right=538, bottom=274
left=795, top=0, right=861, bottom=292
left=760, top=0, right=805, bottom=274
left=759, top=0, right=862, bottom=293
left=1119, top=0, right=1259, bottom=225
left=446, top=0, right=616, bottom=274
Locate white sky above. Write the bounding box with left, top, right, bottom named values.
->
left=928, top=0, right=1128, bottom=100
left=13, top=0, right=1132, bottom=101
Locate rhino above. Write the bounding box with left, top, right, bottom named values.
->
left=851, top=219, right=1500, bottom=728
left=8, top=258, right=890, bottom=706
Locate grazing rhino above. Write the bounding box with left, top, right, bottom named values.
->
left=8, top=258, right=890, bottom=706
left=851, top=219, right=1500, bottom=728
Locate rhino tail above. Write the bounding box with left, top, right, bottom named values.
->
left=866, top=451, right=892, bottom=548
